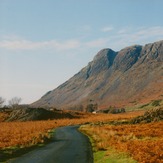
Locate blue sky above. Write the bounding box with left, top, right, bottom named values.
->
left=0, top=0, right=163, bottom=104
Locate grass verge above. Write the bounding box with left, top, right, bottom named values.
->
left=94, top=150, right=137, bottom=163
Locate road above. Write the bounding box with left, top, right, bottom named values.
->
left=8, top=126, right=93, bottom=163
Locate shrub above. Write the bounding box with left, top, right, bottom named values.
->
left=151, top=100, right=161, bottom=107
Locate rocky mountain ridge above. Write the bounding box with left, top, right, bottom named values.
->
left=32, top=40, right=163, bottom=110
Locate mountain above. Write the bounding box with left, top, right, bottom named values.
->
left=32, top=40, right=163, bottom=110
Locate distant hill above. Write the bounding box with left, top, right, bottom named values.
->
left=32, top=40, right=163, bottom=110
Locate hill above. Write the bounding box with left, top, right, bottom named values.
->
left=32, top=40, right=163, bottom=110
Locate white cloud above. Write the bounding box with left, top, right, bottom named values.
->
left=106, top=26, right=163, bottom=50
left=0, top=38, right=80, bottom=51
left=46, top=40, right=80, bottom=50
left=0, top=26, right=163, bottom=52
left=86, top=26, right=163, bottom=50
left=101, top=26, right=114, bottom=32
left=120, top=26, right=163, bottom=39
left=0, top=40, right=42, bottom=50
left=132, top=26, right=163, bottom=40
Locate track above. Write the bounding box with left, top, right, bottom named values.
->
left=9, top=126, right=93, bottom=163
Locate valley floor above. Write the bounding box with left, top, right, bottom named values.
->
left=0, top=109, right=162, bottom=163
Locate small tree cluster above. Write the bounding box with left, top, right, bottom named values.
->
left=0, top=96, right=22, bottom=110
left=8, top=97, right=22, bottom=109
left=85, top=103, right=98, bottom=112
left=0, top=97, right=5, bottom=108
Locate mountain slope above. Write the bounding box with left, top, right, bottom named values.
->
left=32, top=40, right=163, bottom=109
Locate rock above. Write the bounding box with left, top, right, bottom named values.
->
left=113, top=45, right=142, bottom=72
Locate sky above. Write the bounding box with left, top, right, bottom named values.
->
left=0, top=0, right=163, bottom=104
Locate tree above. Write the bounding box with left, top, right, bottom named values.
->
left=0, top=97, right=5, bottom=108
left=8, top=97, right=22, bottom=109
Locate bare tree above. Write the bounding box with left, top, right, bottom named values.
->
left=0, top=97, right=5, bottom=108
left=8, top=97, right=22, bottom=109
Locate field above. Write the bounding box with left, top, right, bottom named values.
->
left=0, top=109, right=162, bottom=163
left=0, top=111, right=144, bottom=149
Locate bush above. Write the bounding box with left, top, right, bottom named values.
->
left=151, top=100, right=161, bottom=107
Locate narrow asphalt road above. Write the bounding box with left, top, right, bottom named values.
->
left=8, top=126, right=93, bottom=163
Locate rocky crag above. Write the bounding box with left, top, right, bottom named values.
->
left=32, top=40, right=163, bottom=110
